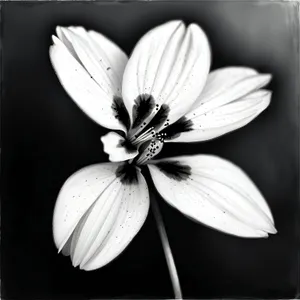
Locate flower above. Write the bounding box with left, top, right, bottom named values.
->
left=50, top=21, right=276, bottom=271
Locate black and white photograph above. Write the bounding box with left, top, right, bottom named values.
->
left=1, top=0, right=300, bottom=299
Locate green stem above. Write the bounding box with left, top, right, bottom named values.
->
left=151, top=195, right=183, bottom=299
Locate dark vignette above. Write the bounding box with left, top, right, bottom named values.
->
left=1, top=1, right=300, bottom=300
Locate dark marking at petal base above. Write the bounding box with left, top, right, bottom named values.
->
left=156, top=161, right=191, bottom=181
left=118, top=139, right=137, bottom=154
left=116, top=163, right=139, bottom=185
left=160, top=117, right=193, bottom=140
left=132, top=94, right=155, bottom=129
left=145, top=104, right=170, bottom=130
left=112, top=96, right=130, bottom=130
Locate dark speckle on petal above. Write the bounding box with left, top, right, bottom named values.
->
left=145, top=104, right=170, bottom=130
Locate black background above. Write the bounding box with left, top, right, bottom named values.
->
left=1, top=1, right=299, bottom=299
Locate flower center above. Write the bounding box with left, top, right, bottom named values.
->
left=111, top=93, right=194, bottom=165
left=129, top=126, right=156, bottom=146
left=135, top=133, right=166, bottom=165
left=124, top=128, right=166, bottom=165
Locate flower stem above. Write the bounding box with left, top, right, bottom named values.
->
left=151, top=195, right=183, bottom=299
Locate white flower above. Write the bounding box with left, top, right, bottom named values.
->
left=50, top=21, right=276, bottom=271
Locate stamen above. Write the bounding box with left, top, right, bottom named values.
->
left=136, top=136, right=164, bottom=165
left=130, top=127, right=156, bottom=146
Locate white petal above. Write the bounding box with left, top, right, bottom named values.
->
left=148, top=155, right=276, bottom=238
left=171, top=89, right=271, bottom=142
left=50, top=28, right=128, bottom=131
left=167, top=67, right=272, bottom=142
left=81, top=171, right=149, bottom=270
left=53, top=163, right=120, bottom=251
left=101, top=132, right=138, bottom=162
left=53, top=163, right=150, bottom=271
left=56, top=26, right=80, bottom=61
left=89, top=29, right=128, bottom=85
left=60, top=27, right=124, bottom=97
left=122, top=20, right=210, bottom=127
left=192, top=67, right=271, bottom=111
